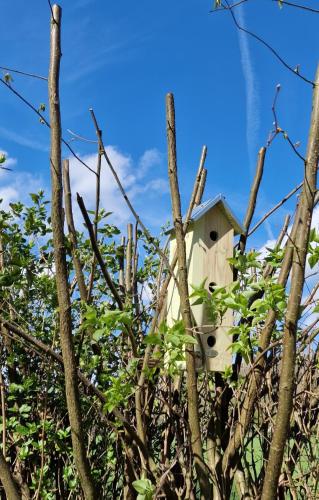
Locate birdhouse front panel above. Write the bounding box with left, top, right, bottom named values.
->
left=166, top=201, right=236, bottom=372
left=191, top=204, right=233, bottom=371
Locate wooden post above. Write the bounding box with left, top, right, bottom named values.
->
left=166, top=92, right=211, bottom=499
left=48, top=5, right=96, bottom=498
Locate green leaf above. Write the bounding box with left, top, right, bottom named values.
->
left=191, top=297, right=204, bottom=306
left=92, top=329, right=106, bottom=342
left=16, top=424, right=31, bottom=436
left=224, top=297, right=240, bottom=310
left=19, top=404, right=31, bottom=416
left=180, top=334, right=197, bottom=345
left=250, top=298, right=265, bottom=310
left=308, top=253, right=318, bottom=269
left=132, top=479, right=154, bottom=495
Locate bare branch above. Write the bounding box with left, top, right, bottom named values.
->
left=166, top=92, right=211, bottom=498
left=76, top=193, right=124, bottom=312
left=272, top=0, right=319, bottom=14
left=62, top=160, right=88, bottom=302
left=262, top=62, right=319, bottom=500
left=0, top=65, right=47, bottom=81
left=48, top=6, right=96, bottom=497
left=89, top=107, right=179, bottom=287
left=0, top=77, right=97, bottom=175
left=67, top=128, right=98, bottom=144
left=223, top=0, right=314, bottom=86
left=248, top=181, right=303, bottom=236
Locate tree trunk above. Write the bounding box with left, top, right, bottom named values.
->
left=48, top=5, right=96, bottom=499
left=261, top=64, right=319, bottom=500
left=166, top=92, right=211, bottom=499
left=0, top=453, right=20, bottom=500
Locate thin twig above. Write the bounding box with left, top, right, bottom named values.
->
left=87, top=139, right=102, bottom=302
left=63, top=160, right=88, bottom=302
left=89, top=107, right=179, bottom=287
left=0, top=316, right=158, bottom=480
left=224, top=0, right=314, bottom=86
left=0, top=78, right=96, bottom=175
left=67, top=129, right=98, bottom=144
left=77, top=193, right=124, bottom=311
left=267, top=84, right=305, bottom=162
left=248, top=181, right=303, bottom=236
left=47, top=0, right=55, bottom=22
left=0, top=66, right=47, bottom=81
left=272, top=0, right=319, bottom=14
left=209, top=0, right=249, bottom=12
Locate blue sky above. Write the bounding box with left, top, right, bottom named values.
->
left=1, top=0, right=319, bottom=249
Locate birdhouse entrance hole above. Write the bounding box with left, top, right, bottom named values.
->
left=209, top=230, right=218, bottom=241
left=207, top=335, right=216, bottom=348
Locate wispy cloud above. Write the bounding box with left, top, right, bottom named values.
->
left=137, top=148, right=162, bottom=179
left=236, top=5, right=260, bottom=174
left=0, top=127, right=48, bottom=153
left=64, top=42, right=130, bottom=84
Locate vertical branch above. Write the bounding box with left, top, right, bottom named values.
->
left=48, top=5, right=96, bottom=499
left=125, top=223, right=135, bottom=355
left=0, top=372, right=6, bottom=458
left=135, top=144, right=208, bottom=447
left=89, top=108, right=178, bottom=285
left=62, top=160, right=88, bottom=302
left=119, top=236, right=125, bottom=294
left=261, top=64, right=319, bottom=500
left=93, top=137, right=102, bottom=238
left=239, top=146, right=266, bottom=255
left=87, top=140, right=102, bottom=302
left=194, top=168, right=207, bottom=207
left=125, top=223, right=133, bottom=303
left=166, top=93, right=211, bottom=499
left=132, top=223, right=140, bottom=321
left=222, top=211, right=298, bottom=475
left=186, top=145, right=207, bottom=215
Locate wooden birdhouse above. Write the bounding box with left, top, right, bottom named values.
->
left=166, top=194, right=243, bottom=372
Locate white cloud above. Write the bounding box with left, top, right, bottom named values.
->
left=0, top=170, right=45, bottom=210
left=137, top=148, right=162, bottom=179
left=0, top=186, right=19, bottom=208
left=69, top=147, right=132, bottom=227
left=0, top=146, right=45, bottom=208
left=0, top=143, right=167, bottom=234
left=127, top=178, right=169, bottom=199
left=68, top=146, right=166, bottom=230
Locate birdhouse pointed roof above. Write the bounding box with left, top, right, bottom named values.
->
left=167, top=194, right=244, bottom=235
